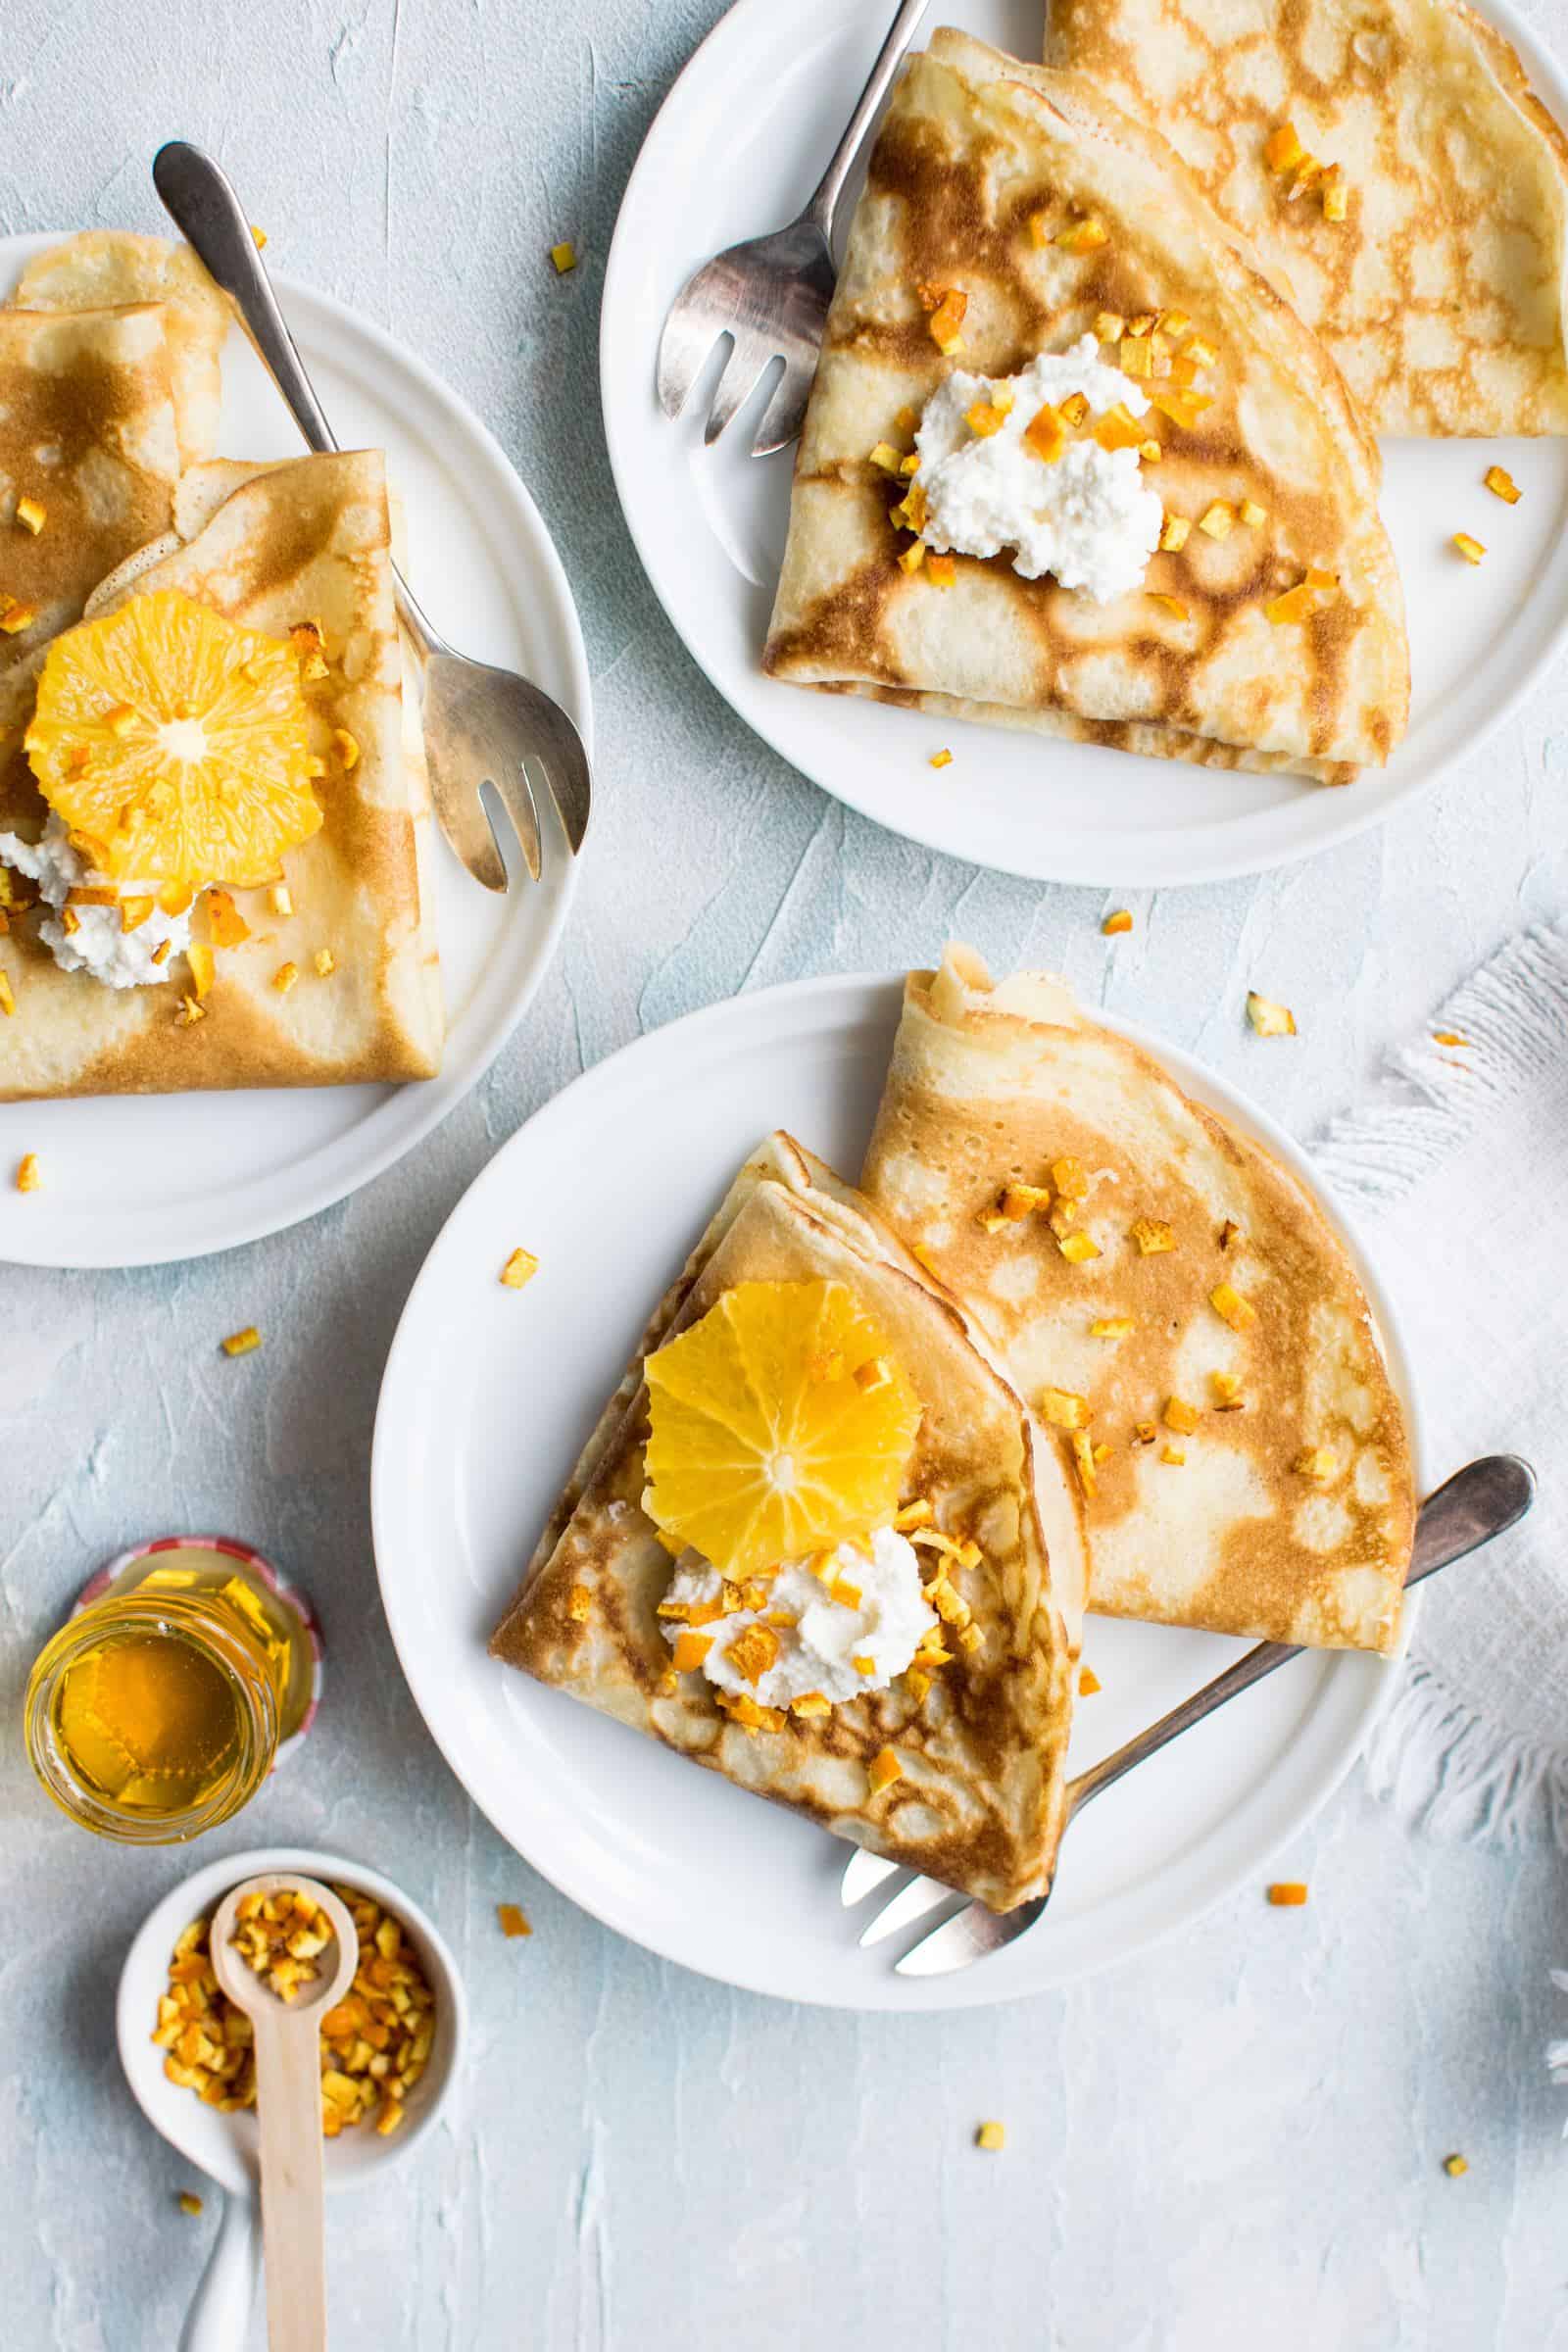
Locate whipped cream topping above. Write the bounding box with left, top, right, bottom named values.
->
left=0, top=813, right=196, bottom=987
left=661, top=1527, right=936, bottom=1710
left=915, top=334, right=1163, bottom=602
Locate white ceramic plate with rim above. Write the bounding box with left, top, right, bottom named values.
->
left=0, top=230, right=590, bottom=1269
left=601, top=0, right=1568, bottom=888
left=370, top=972, right=1425, bottom=2011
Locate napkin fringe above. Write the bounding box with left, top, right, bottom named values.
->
left=1315, top=921, right=1568, bottom=1207
left=1318, top=921, right=1568, bottom=1849
left=1365, top=1662, right=1568, bottom=1852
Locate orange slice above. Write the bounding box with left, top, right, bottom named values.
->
left=25, top=589, right=319, bottom=890
left=642, top=1280, right=921, bottom=1582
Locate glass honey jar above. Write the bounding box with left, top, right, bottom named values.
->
left=24, top=1538, right=320, bottom=1844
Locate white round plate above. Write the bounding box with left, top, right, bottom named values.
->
left=0, top=231, right=590, bottom=1269
left=602, top=0, right=1568, bottom=887
left=371, top=974, right=1423, bottom=2010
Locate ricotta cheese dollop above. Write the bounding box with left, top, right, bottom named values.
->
left=0, top=813, right=195, bottom=987
left=661, top=1526, right=936, bottom=1710
left=914, top=333, right=1163, bottom=602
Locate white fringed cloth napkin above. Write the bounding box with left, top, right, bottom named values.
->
left=1313, top=921, right=1568, bottom=1847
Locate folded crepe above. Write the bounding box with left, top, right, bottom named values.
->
left=491, top=1134, right=1087, bottom=1912
left=859, top=949, right=1415, bottom=1653
left=0, top=302, right=187, bottom=819
left=1044, top=0, right=1568, bottom=434
left=0, top=451, right=442, bottom=1099
left=763, top=27, right=1408, bottom=784
left=12, top=231, right=230, bottom=466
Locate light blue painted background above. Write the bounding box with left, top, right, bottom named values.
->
left=2, top=2, right=1566, bottom=2345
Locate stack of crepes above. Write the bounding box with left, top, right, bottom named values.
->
left=0, top=232, right=441, bottom=1101
left=492, top=953, right=1415, bottom=1912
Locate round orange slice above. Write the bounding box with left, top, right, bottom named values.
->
left=642, top=1279, right=921, bottom=1582
left=25, top=588, right=320, bottom=890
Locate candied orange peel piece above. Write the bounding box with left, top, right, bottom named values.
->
left=1247, top=990, right=1297, bottom=1038
left=866, top=1746, right=903, bottom=1794
left=500, top=1247, right=539, bottom=1290
left=221, top=1326, right=261, bottom=1357
left=497, top=1903, right=532, bottom=1937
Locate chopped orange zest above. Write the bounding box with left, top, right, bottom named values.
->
left=926, top=554, right=956, bottom=587
left=1484, top=466, right=1521, bottom=506
left=1452, top=532, right=1486, bottom=565
left=1163, top=1396, right=1200, bottom=1436
left=1148, top=593, right=1188, bottom=619
left=1433, top=1030, right=1469, bottom=1048
left=1443, top=2153, right=1469, bottom=2178
left=1198, top=501, right=1234, bottom=540
left=866, top=1746, right=903, bottom=1794
left=975, top=2121, right=1006, bottom=2150
left=1321, top=169, right=1348, bottom=223
left=1247, top=990, right=1297, bottom=1037
left=272, top=961, right=299, bottom=995
left=497, top=1903, right=532, bottom=1938
left=186, top=942, right=216, bottom=1002
left=221, top=1327, right=261, bottom=1358
left=550, top=242, right=577, bottom=274
left=206, top=889, right=250, bottom=948
left=1093, top=311, right=1125, bottom=341
left=899, top=540, right=927, bottom=576
left=1102, top=914, right=1133, bottom=945
left=16, top=1152, right=40, bottom=1193
left=727, top=1624, right=780, bottom=1687
left=1210, top=1280, right=1256, bottom=1332
left=1078, top=1666, right=1102, bottom=1696
left=1054, top=215, right=1108, bottom=252
left=15, top=496, right=45, bottom=535
left=1023, top=404, right=1066, bottom=464
left=965, top=396, right=1012, bottom=438
left=671, top=1631, right=713, bottom=1674
left=177, top=2191, right=204, bottom=2217
left=1039, top=1387, right=1090, bottom=1430
left=1091, top=1315, right=1135, bottom=1338
left=1239, top=498, right=1267, bottom=528
left=565, top=1585, right=592, bottom=1623
left=1070, top=1430, right=1097, bottom=1498
left=928, top=745, right=952, bottom=766
left=1092, top=404, right=1146, bottom=453
left=924, top=288, right=968, bottom=353
left=121, top=895, right=154, bottom=932
left=1159, top=514, right=1191, bottom=552
left=500, top=1247, right=539, bottom=1290
left=1058, top=1230, right=1101, bottom=1264
left=1160, top=1443, right=1187, bottom=1466
left=1131, top=1216, right=1174, bottom=1254
left=1267, top=1882, right=1308, bottom=1906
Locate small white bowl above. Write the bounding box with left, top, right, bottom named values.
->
left=118, top=1845, right=467, bottom=2346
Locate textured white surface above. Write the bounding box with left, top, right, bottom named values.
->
left=2, top=1, right=1567, bottom=2345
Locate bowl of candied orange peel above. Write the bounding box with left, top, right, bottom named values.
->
left=157, top=1880, right=438, bottom=2140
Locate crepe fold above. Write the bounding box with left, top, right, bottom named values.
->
left=860, top=949, right=1415, bottom=1653
left=491, top=1135, right=1087, bottom=1913
left=1044, top=0, right=1568, bottom=435
left=763, top=27, right=1408, bottom=783
left=0, top=452, right=442, bottom=1100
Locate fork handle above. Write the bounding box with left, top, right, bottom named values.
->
left=153, top=141, right=447, bottom=662
left=802, top=0, right=933, bottom=238
left=1064, top=1454, right=1535, bottom=1822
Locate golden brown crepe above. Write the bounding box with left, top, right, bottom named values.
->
left=12, top=231, right=230, bottom=466
left=1044, top=0, right=1568, bottom=434
left=860, top=948, right=1415, bottom=1652
left=0, top=302, right=186, bottom=834
left=492, top=1135, right=1088, bottom=1912
left=763, top=27, right=1409, bottom=784
left=0, top=452, right=442, bottom=1099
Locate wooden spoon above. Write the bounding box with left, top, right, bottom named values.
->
left=209, top=1873, right=359, bottom=2352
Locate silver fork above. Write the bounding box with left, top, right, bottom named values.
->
left=657, top=0, right=931, bottom=456
left=841, top=1454, right=1535, bottom=1977
left=153, top=141, right=591, bottom=892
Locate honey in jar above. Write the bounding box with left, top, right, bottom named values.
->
left=24, top=1540, right=318, bottom=1843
